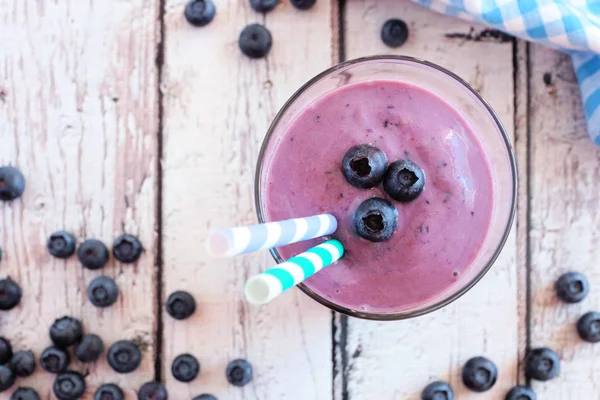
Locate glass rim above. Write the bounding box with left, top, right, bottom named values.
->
left=254, top=55, right=518, bottom=321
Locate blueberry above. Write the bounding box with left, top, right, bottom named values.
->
left=381, top=19, right=409, bottom=48
left=94, top=384, right=124, bottom=400
left=556, top=271, right=589, bottom=303
left=47, top=231, right=76, bottom=259
left=87, top=276, right=119, bottom=308
left=226, top=359, right=253, bottom=387
left=0, top=337, right=13, bottom=364
left=75, top=334, right=104, bottom=363
left=354, top=197, right=398, bottom=242
left=462, top=356, right=497, bottom=392
left=113, top=234, right=143, bottom=263
left=40, top=346, right=70, bottom=373
left=505, top=385, right=536, bottom=400
left=421, top=381, right=453, bottom=400
left=341, top=145, right=387, bottom=189
left=525, top=347, right=560, bottom=381
left=193, top=395, right=217, bottom=400
left=0, top=365, right=15, bottom=392
left=9, top=350, right=35, bottom=377
left=184, top=0, right=216, bottom=27
left=239, top=24, right=272, bottom=59
left=171, top=353, right=200, bottom=382
left=290, top=0, right=316, bottom=10
left=166, top=290, right=196, bottom=320
left=77, top=239, right=109, bottom=270
left=0, top=166, right=26, bottom=201
left=250, top=0, right=278, bottom=12
left=107, top=340, right=141, bottom=373
left=577, top=311, right=600, bottom=343
left=53, top=371, right=86, bottom=400
left=383, top=159, right=425, bottom=202
left=137, top=382, right=168, bottom=400
left=0, top=279, right=22, bottom=310
left=50, top=316, right=83, bottom=347
left=10, top=387, right=40, bottom=400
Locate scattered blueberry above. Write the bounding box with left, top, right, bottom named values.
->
left=9, top=350, right=35, bottom=377
left=87, top=276, right=119, bottom=308
left=462, top=356, right=497, bottom=392
left=172, top=353, right=200, bottom=382
left=113, top=234, right=143, bottom=263
left=341, top=145, right=388, bottom=189
left=383, top=159, right=425, bottom=202
left=250, top=0, right=278, bottom=12
left=94, top=384, right=124, bottom=400
left=184, top=0, right=216, bottom=27
left=556, top=271, right=589, bottom=303
left=0, top=278, right=22, bottom=310
left=381, top=19, right=409, bottom=48
left=0, top=365, right=15, bottom=392
left=75, top=334, right=104, bottom=363
left=290, top=0, right=316, bottom=10
left=137, top=381, right=168, bottom=400
left=0, top=247, right=3, bottom=262
left=107, top=340, right=141, bottom=373
left=47, top=231, right=76, bottom=259
left=422, top=381, right=453, bottom=400
left=577, top=311, right=600, bottom=343
left=40, top=346, right=70, bottom=373
left=10, top=387, right=40, bottom=400
left=53, top=371, right=86, bottom=400
left=0, top=166, right=26, bottom=201
left=239, top=24, right=272, bottom=59
left=505, top=385, right=536, bottom=400
left=226, top=359, right=253, bottom=387
left=166, top=290, right=196, bottom=320
left=50, top=316, right=83, bottom=347
left=193, top=395, right=217, bottom=400
left=525, top=347, right=560, bottom=381
left=77, top=239, right=109, bottom=270
left=354, top=197, right=398, bottom=242
left=0, top=337, right=12, bottom=364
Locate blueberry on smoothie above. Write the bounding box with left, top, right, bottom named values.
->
left=354, top=198, right=398, bottom=242
left=383, top=159, right=425, bottom=202
left=421, top=381, right=453, bottom=400
left=577, top=311, right=600, bottom=343
left=555, top=271, right=589, bottom=303
left=341, top=145, right=387, bottom=189
left=462, top=356, right=497, bottom=392
left=525, top=347, right=560, bottom=381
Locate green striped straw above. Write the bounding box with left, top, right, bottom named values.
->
left=244, top=239, right=344, bottom=305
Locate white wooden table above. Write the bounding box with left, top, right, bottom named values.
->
left=1, top=0, right=599, bottom=399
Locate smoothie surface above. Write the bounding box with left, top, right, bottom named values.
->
left=261, top=79, right=495, bottom=314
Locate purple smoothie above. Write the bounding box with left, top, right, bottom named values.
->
left=260, top=79, right=494, bottom=314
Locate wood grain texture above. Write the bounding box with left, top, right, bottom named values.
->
left=528, top=45, right=600, bottom=398
left=0, top=0, right=159, bottom=398
left=161, top=1, right=337, bottom=398
left=339, top=1, right=521, bottom=399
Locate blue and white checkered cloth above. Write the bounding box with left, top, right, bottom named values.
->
left=414, top=0, right=600, bottom=146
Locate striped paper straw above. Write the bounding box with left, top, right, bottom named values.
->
left=205, top=214, right=337, bottom=258
left=244, top=239, right=344, bottom=305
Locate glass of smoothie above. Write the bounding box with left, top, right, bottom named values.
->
left=255, top=56, right=516, bottom=320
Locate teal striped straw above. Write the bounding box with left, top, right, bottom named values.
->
left=244, top=239, right=344, bottom=305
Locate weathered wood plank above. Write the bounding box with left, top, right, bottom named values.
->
left=528, top=45, right=600, bottom=398
left=0, top=0, right=159, bottom=398
left=339, top=1, right=521, bottom=399
left=161, top=1, right=337, bottom=398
